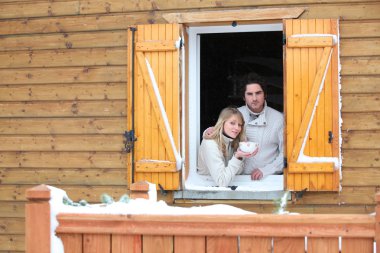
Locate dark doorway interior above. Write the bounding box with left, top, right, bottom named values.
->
left=200, top=31, right=283, bottom=133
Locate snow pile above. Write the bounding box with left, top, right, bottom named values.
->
left=47, top=185, right=254, bottom=253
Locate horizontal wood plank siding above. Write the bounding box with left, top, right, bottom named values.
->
left=0, top=118, right=126, bottom=134
left=0, top=48, right=127, bottom=68
left=0, top=1, right=379, bottom=252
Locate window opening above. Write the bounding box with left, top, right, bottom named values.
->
left=186, top=24, right=285, bottom=195
left=200, top=31, right=284, bottom=134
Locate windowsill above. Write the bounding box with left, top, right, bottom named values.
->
left=174, top=169, right=286, bottom=200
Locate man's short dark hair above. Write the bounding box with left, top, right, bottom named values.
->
left=239, top=73, right=268, bottom=99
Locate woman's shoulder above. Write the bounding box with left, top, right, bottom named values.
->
left=200, top=139, right=221, bottom=152
left=201, top=139, right=218, bottom=147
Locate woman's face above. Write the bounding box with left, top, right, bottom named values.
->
left=223, top=114, right=243, bottom=139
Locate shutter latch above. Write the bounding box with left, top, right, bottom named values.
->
left=124, top=130, right=137, bottom=153
left=328, top=131, right=333, bottom=143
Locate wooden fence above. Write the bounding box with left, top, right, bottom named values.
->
left=26, top=184, right=380, bottom=253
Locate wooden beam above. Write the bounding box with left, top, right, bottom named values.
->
left=56, top=213, right=375, bottom=238
left=288, top=162, right=334, bottom=173
left=287, top=36, right=336, bottom=48
left=135, top=161, right=177, bottom=172
left=136, top=41, right=178, bottom=52
left=163, top=7, right=305, bottom=23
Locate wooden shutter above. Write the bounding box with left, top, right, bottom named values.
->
left=284, top=19, right=340, bottom=191
left=127, top=24, right=182, bottom=190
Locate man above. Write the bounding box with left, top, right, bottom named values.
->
left=238, top=75, right=284, bottom=180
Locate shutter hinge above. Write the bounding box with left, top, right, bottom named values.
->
left=294, top=188, right=308, bottom=200
left=328, top=131, right=334, bottom=143
left=282, top=34, right=286, bottom=46
left=284, top=157, right=288, bottom=168
left=158, top=184, right=168, bottom=196
left=123, top=130, right=137, bottom=153
left=177, top=37, right=184, bottom=49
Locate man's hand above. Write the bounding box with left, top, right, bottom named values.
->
left=251, top=168, right=263, bottom=180
left=203, top=127, right=215, bottom=139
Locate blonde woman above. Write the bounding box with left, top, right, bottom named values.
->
left=197, top=107, right=257, bottom=187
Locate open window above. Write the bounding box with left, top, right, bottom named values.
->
left=185, top=23, right=285, bottom=195
left=126, top=15, right=341, bottom=196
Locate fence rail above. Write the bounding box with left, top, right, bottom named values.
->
left=26, top=184, right=380, bottom=253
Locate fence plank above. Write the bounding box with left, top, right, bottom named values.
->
left=112, top=234, right=141, bottom=253
left=206, top=236, right=238, bottom=253
left=174, top=236, right=205, bottom=253
left=25, top=185, right=50, bottom=253
left=341, top=238, right=373, bottom=253
left=60, top=234, right=82, bottom=253
left=273, top=237, right=304, bottom=253
left=240, top=236, right=271, bottom=253
left=83, top=234, right=111, bottom=253
left=307, top=237, right=339, bottom=253
left=142, top=235, right=173, bottom=253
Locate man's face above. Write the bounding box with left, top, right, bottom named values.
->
left=244, top=83, right=265, bottom=113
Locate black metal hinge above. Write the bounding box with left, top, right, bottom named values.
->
left=282, top=34, right=287, bottom=46
left=284, top=157, right=288, bottom=168
left=123, top=130, right=137, bottom=153
left=328, top=131, right=334, bottom=143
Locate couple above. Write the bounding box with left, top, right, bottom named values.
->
left=197, top=76, right=284, bottom=187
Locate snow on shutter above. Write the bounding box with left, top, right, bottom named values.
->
left=284, top=19, right=341, bottom=192
left=127, top=24, right=183, bottom=190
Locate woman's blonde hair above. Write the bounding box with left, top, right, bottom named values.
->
left=209, top=107, right=246, bottom=157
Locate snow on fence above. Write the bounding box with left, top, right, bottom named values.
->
left=26, top=184, right=380, bottom=253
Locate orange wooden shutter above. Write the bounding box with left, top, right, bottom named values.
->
left=284, top=19, right=340, bottom=192
left=127, top=24, right=182, bottom=190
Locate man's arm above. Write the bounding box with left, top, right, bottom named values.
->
left=260, top=119, right=284, bottom=177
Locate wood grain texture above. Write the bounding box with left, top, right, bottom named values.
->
left=0, top=151, right=126, bottom=168
left=0, top=168, right=127, bottom=185
left=0, top=100, right=126, bottom=117
left=0, top=66, right=126, bottom=85
left=0, top=83, right=126, bottom=101
left=174, top=236, right=205, bottom=253
left=0, top=31, right=127, bottom=51
left=341, top=57, right=380, bottom=75
left=0, top=117, right=126, bottom=134
left=0, top=48, right=127, bottom=68
left=0, top=135, right=125, bottom=151
left=1, top=0, right=380, bottom=251
left=59, top=234, right=82, bottom=253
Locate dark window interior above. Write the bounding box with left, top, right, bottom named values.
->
left=200, top=31, right=283, bottom=133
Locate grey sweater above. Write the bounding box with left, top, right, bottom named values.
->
left=238, top=103, right=284, bottom=177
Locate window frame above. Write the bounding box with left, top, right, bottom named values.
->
left=184, top=23, right=284, bottom=194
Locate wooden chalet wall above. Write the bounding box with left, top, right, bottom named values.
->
left=0, top=0, right=379, bottom=251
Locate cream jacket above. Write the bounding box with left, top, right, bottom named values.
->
left=197, top=135, right=244, bottom=187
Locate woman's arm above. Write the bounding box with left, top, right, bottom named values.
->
left=198, top=140, right=243, bottom=187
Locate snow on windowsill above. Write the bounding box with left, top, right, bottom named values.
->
left=185, top=168, right=284, bottom=192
